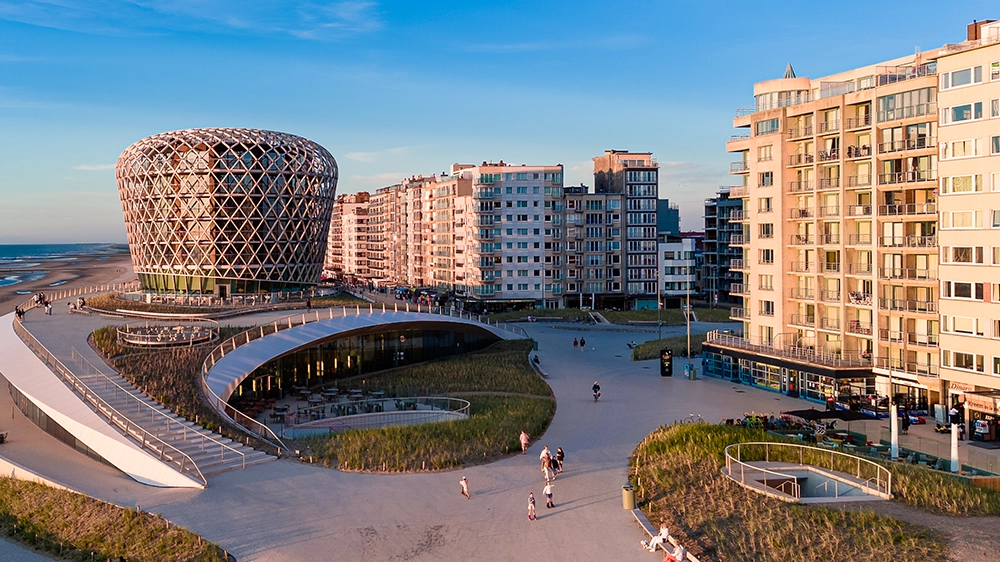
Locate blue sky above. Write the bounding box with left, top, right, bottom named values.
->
left=0, top=1, right=995, bottom=243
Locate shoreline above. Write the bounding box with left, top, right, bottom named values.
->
left=0, top=253, right=136, bottom=316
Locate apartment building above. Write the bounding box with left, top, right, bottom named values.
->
left=658, top=236, right=697, bottom=307
left=936, top=21, right=1000, bottom=434
left=703, top=187, right=744, bottom=305
left=326, top=192, right=370, bottom=280
left=705, top=40, right=946, bottom=412
left=560, top=184, right=626, bottom=309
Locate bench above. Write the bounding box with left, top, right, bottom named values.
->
left=631, top=509, right=701, bottom=561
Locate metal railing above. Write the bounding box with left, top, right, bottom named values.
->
left=874, top=357, right=939, bottom=378
left=724, top=442, right=891, bottom=502
left=730, top=161, right=749, bottom=173
left=845, top=115, right=871, bottom=129
left=818, top=206, right=840, bottom=218
left=790, top=208, right=814, bottom=219
left=730, top=307, right=750, bottom=320
left=846, top=174, right=872, bottom=187
left=878, top=267, right=937, bottom=280
left=877, top=202, right=937, bottom=216
left=819, top=317, right=840, bottom=330
left=790, top=314, right=816, bottom=327
left=846, top=321, right=873, bottom=335
left=281, top=396, right=471, bottom=438
left=878, top=137, right=935, bottom=153
left=847, top=292, right=872, bottom=306
left=817, top=178, right=840, bottom=190
left=847, top=234, right=872, bottom=245
left=878, top=171, right=936, bottom=185
left=16, top=281, right=140, bottom=313
left=788, top=154, right=815, bottom=166
left=846, top=205, right=872, bottom=217
left=845, top=145, right=872, bottom=158
left=847, top=263, right=873, bottom=275
left=200, top=303, right=530, bottom=449
left=730, top=283, right=750, bottom=296
left=12, top=321, right=207, bottom=487
left=787, top=180, right=814, bottom=193
left=820, top=290, right=841, bottom=303
left=817, top=120, right=840, bottom=134
left=69, top=348, right=245, bottom=469
left=787, top=126, right=814, bottom=138
left=878, top=299, right=938, bottom=314
left=117, top=319, right=220, bottom=347
left=789, top=288, right=814, bottom=300
left=706, top=330, right=872, bottom=368
left=790, top=234, right=815, bottom=245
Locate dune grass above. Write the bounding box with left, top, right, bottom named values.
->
left=631, top=423, right=1000, bottom=561
left=631, top=333, right=708, bottom=360
left=0, top=478, right=228, bottom=561
left=303, top=339, right=555, bottom=472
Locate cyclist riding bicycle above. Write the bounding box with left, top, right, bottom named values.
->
left=592, top=381, right=601, bottom=402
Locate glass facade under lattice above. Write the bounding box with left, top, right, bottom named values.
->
left=232, top=327, right=498, bottom=400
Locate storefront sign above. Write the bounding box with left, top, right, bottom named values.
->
left=964, top=394, right=999, bottom=414
left=949, top=381, right=976, bottom=393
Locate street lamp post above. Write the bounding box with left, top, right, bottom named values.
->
left=888, top=304, right=899, bottom=460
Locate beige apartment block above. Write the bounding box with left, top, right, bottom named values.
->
left=326, top=192, right=370, bottom=280
left=935, top=21, right=1000, bottom=432
left=706, top=35, right=957, bottom=414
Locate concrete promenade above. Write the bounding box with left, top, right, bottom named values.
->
left=3, top=305, right=1000, bottom=560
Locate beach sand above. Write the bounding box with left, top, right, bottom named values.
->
left=0, top=253, right=136, bottom=316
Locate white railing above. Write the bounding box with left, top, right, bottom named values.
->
left=70, top=348, right=246, bottom=470
left=16, top=281, right=140, bottom=313
left=200, top=302, right=530, bottom=449
left=117, top=319, right=220, bottom=347
left=706, top=330, right=871, bottom=368
left=12, top=321, right=207, bottom=488
left=283, top=396, right=471, bottom=438
left=724, top=441, right=891, bottom=502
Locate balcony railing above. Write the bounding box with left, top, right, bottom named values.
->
left=845, top=145, right=872, bottom=158
left=790, top=314, right=816, bottom=327
left=790, top=234, right=815, bottom=245
left=878, top=329, right=904, bottom=343
left=787, top=125, right=814, bottom=138
left=846, top=174, right=872, bottom=187
left=847, top=262, right=873, bottom=275
left=847, top=291, right=873, bottom=306
left=846, top=204, right=872, bottom=217
left=818, top=205, right=840, bottom=217
left=787, top=180, right=814, bottom=193
left=730, top=209, right=745, bottom=221
left=790, top=207, right=815, bottom=219
left=788, top=153, right=815, bottom=166
left=791, top=261, right=814, bottom=273
left=817, top=120, right=840, bottom=134
left=730, top=307, right=750, bottom=320
left=877, top=137, right=935, bottom=154
left=878, top=267, right=937, bottom=281
left=845, top=115, right=872, bottom=129
left=878, top=298, right=938, bottom=313
left=730, top=234, right=747, bottom=245
left=846, top=320, right=873, bottom=335
left=847, top=233, right=872, bottom=245
left=729, top=259, right=745, bottom=270
left=820, top=290, right=841, bottom=302
left=818, top=150, right=840, bottom=162
left=906, top=235, right=937, bottom=247
left=817, top=178, right=840, bottom=190
left=874, top=357, right=939, bottom=378
left=908, top=333, right=939, bottom=347
left=705, top=331, right=872, bottom=368
left=819, top=317, right=841, bottom=330
left=877, top=202, right=937, bottom=216
left=730, top=283, right=750, bottom=295
left=876, top=102, right=936, bottom=123
left=789, top=287, right=815, bottom=300
left=820, top=233, right=840, bottom=245
left=877, top=170, right=936, bottom=185
left=731, top=161, right=750, bottom=173
left=822, top=262, right=841, bottom=273
left=729, top=186, right=749, bottom=197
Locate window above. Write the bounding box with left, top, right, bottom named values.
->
left=518, top=283, right=528, bottom=290
left=993, top=210, right=1000, bottom=228
left=759, top=197, right=773, bottom=213
left=759, top=300, right=775, bottom=316
left=993, top=136, right=1000, bottom=155
left=759, top=249, right=774, bottom=264
left=993, top=99, right=1000, bottom=118
left=758, top=145, right=773, bottom=162
left=942, top=66, right=982, bottom=89
left=755, top=118, right=780, bottom=136
left=946, top=282, right=984, bottom=300
left=516, top=201, right=528, bottom=208
left=949, top=102, right=983, bottom=123
left=758, top=171, right=774, bottom=187
left=947, top=139, right=980, bottom=158
left=953, top=247, right=973, bottom=262
left=759, top=274, right=774, bottom=290
left=759, top=223, right=773, bottom=238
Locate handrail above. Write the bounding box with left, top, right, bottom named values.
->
left=12, top=320, right=207, bottom=488
left=724, top=443, right=801, bottom=500
left=70, top=348, right=246, bottom=470
left=284, top=396, right=472, bottom=437
left=117, top=319, right=221, bottom=347
left=200, top=302, right=529, bottom=450
left=16, top=281, right=140, bottom=312
left=724, top=441, right=892, bottom=501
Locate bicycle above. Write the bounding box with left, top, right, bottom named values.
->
left=681, top=413, right=705, bottom=424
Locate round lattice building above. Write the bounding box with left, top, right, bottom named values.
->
left=116, top=128, right=338, bottom=294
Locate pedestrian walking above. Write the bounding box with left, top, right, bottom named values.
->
left=548, top=454, right=559, bottom=479
left=44, top=301, right=51, bottom=315
left=542, top=461, right=554, bottom=482
left=573, top=338, right=578, bottom=350
left=527, top=492, right=537, bottom=521
left=539, top=445, right=550, bottom=463
left=459, top=476, right=470, bottom=499
left=306, top=298, right=312, bottom=311
left=556, top=447, right=565, bottom=473
left=543, top=480, right=554, bottom=508
left=520, top=430, right=530, bottom=454
left=579, top=337, right=586, bottom=351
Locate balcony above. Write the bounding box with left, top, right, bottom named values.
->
left=878, top=267, right=937, bottom=281
left=730, top=162, right=750, bottom=173
left=790, top=234, right=815, bottom=245
left=789, top=287, right=815, bottom=300
left=878, top=329, right=904, bottom=343
left=730, top=234, right=747, bottom=245
left=845, top=115, right=872, bottom=129
left=790, top=261, right=814, bottom=273
left=847, top=291, right=873, bottom=306
left=787, top=125, right=814, bottom=138
left=818, top=206, right=840, bottom=218
left=878, top=170, right=936, bottom=185
left=908, top=333, right=939, bottom=347
left=846, top=175, right=872, bottom=188
left=730, top=209, right=746, bottom=221
left=730, top=307, right=750, bottom=320
left=820, top=290, right=841, bottom=302
left=847, top=233, right=872, bottom=245
left=845, top=145, right=872, bottom=158
left=474, top=189, right=496, bottom=199
left=906, top=235, right=937, bottom=247
left=819, top=317, right=841, bottom=330
left=875, top=357, right=939, bottom=378
left=788, top=153, right=815, bottom=167
left=878, top=298, right=938, bottom=314
left=789, top=207, right=815, bottom=219
left=876, top=102, right=936, bottom=123
left=877, top=137, right=935, bottom=154
left=817, top=178, right=840, bottom=190
left=705, top=331, right=871, bottom=368
left=847, top=262, right=874, bottom=275
left=787, top=180, right=814, bottom=193
left=789, top=314, right=816, bottom=327
left=730, top=283, right=750, bottom=296
left=877, top=202, right=937, bottom=216
left=846, top=204, right=872, bottom=217
left=846, top=320, right=873, bottom=335
left=818, top=149, right=840, bottom=162
left=821, top=262, right=841, bottom=273
left=730, top=259, right=745, bottom=270
left=817, top=120, right=840, bottom=134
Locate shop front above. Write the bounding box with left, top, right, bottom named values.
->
left=965, top=391, right=1000, bottom=442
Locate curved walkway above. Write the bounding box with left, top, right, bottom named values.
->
left=4, top=310, right=854, bottom=561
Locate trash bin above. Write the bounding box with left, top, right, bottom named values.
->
left=622, top=483, right=635, bottom=510
left=686, top=364, right=697, bottom=380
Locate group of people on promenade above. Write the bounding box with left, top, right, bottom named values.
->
left=15, top=292, right=53, bottom=321
left=513, top=431, right=564, bottom=520
left=642, top=523, right=688, bottom=561
left=572, top=337, right=586, bottom=351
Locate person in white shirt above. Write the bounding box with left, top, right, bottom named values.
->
left=643, top=524, right=670, bottom=551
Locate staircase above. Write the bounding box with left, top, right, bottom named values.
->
left=71, top=349, right=275, bottom=479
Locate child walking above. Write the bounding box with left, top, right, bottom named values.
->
left=460, top=476, right=470, bottom=499
left=543, top=480, right=554, bottom=508
left=527, top=492, right=536, bottom=521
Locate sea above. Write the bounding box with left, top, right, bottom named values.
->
left=0, top=243, right=128, bottom=288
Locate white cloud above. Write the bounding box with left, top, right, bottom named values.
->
left=73, top=163, right=115, bottom=171
left=345, top=146, right=410, bottom=162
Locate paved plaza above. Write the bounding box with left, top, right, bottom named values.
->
left=2, top=307, right=999, bottom=560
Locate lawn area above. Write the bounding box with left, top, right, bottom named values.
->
left=303, top=339, right=556, bottom=472
left=631, top=333, right=707, bottom=360
left=632, top=424, right=1000, bottom=561
left=0, top=477, right=228, bottom=561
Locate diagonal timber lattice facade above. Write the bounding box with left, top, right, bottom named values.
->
left=116, top=128, right=338, bottom=294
